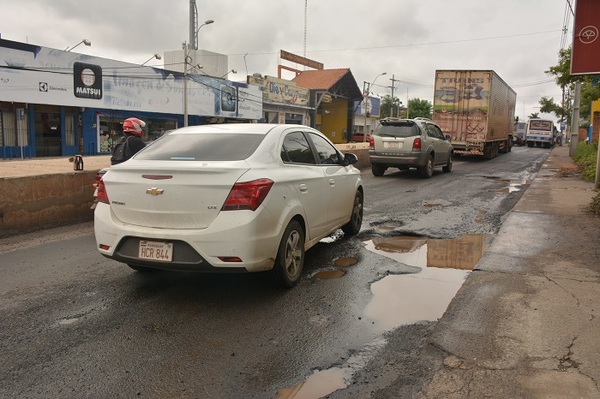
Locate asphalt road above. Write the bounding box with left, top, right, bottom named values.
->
left=0, top=146, right=550, bottom=399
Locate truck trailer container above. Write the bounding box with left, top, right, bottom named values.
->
left=432, top=70, right=517, bottom=158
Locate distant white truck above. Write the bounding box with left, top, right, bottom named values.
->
left=526, top=118, right=555, bottom=148
left=432, top=70, right=517, bottom=159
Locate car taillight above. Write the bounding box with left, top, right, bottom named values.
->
left=96, top=179, right=110, bottom=204
left=369, top=137, right=374, bottom=147
left=412, top=137, right=422, bottom=150
left=222, top=179, right=274, bottom=211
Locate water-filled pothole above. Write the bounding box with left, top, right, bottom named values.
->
left=485, top=177, right=530, bottom=193
left=364, top=234, right=492, bottom=270
left=312, top=269, right=346, bottom=279
left=282, top=234, right=493, bottom=398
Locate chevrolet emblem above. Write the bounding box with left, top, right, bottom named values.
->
left=146, top=187, right=164, bottom=196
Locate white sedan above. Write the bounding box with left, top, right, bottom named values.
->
left=94, top=123, right=364, bottom=287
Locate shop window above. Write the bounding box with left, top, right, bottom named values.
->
left=285, top=113, right=303, bottom=125
left=2, top=110, right=16, bottom=146
left=97, top=114, right=178, bottom=153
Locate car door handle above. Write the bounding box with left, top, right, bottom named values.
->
left=299, top=184, right=308, bottom=193
left=329, top=179, right=335, bottom=187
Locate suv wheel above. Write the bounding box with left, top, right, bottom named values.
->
left=442, top=153, right=453, bottom=172
left=418, top=155, right=434, bottom=178
left=371, top=163, right=386, bottom=177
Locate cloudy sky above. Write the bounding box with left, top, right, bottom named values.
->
left=0, top=0, right=573, bottom=121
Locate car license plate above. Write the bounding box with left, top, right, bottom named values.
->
left=138, top=240, right=173, bottom=262
left=384, top=141, right=401, bottom=149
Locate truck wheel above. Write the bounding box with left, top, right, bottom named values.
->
left=418, top=155, right=434, bottom=178
left=371, top=163, right=386, bottom=176
left=484, top=144, right=493, bottom=159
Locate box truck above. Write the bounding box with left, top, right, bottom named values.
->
left=432, top=70, right=517, bottom=158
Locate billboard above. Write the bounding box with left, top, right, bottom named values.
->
left=571, top=0, right=600, bottom=75
left=0, top=39, right=262, bottom=119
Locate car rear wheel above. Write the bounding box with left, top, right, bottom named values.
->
left=342, top=190, right=363, bottom=236
left=372, top=163, right=386, bottom=176
left=273, top=220, right=305, bottom=288
left=442, top=153, right=453, bottom=173
left=418, top=155, right=434, bottom=178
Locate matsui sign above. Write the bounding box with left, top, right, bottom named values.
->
left=571, top=0, right=600, bottom=75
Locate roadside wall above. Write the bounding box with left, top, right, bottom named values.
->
left=0, top=171, right=97, bottom=238
left=0, top=145, right=371, bottom=238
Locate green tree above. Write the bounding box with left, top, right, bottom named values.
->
left=529, top=112, right=540, bottom=119
left=543, top=47, right=600, bottom=126
left=407, top=98, right=432, bottom=119
left=380, top=95, right=402, bottom=118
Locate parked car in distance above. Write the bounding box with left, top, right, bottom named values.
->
left=368, top=117, right=453, bottom=178
left=351, top=132, right=374, bottom=146
left=94, top=124, right=364, bottom=287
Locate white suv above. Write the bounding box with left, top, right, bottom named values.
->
left=368, top=117, right=454, bottom=178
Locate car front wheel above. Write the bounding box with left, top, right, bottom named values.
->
left=273, top=220, right=305, bottom=288
left=342, top=190, right=363, bottom=236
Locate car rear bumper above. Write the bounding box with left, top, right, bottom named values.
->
left=94, top=203, right=281, bottom=273
left=368, top=151, right=426, bottom=167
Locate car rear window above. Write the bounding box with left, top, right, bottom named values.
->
left=134, top=133, right=265, bottom=161
left=375, top=123, right=420, bottom=137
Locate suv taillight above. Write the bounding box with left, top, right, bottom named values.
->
left=412, top=137, right=422, bottom=150
left=222, top=179, right=274, bottom=211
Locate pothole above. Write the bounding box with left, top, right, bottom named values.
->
left=312, top=269, right=346, bottom=279
left=334, top=257, right=358, bottom=268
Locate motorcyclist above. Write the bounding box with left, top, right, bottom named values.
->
left=110, top=117, right=146, bottom=165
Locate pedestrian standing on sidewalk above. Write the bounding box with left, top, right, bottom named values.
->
left=110, top=117, right=147, bottom=165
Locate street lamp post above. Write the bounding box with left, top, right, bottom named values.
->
left=363, top=72, right=386, bottom=141
left=141, top=54, right=162, bottom=66
left=65, top=39, right=91, bottom=52
left=183, top=19, right=214, bottom=127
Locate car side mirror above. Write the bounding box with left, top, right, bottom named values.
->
left=343, top=152, right=359, bottom=166
left=445, top=134, right=452, bottom=141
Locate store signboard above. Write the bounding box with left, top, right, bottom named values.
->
left=248, top=75, right=309, bottom=106
left=0, top=39, right=262, bottom=119
left=355, top=96, right=381, bottom=116
left=571, top=0, right=600, bottom=75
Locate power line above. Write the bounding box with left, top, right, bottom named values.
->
left=229, top=29, right=562, bottom=57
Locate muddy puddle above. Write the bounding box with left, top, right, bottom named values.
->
left=362, top=234, right=492, bottom=332
left=278, top=234, right=493, bottom=399
left=486, top=177, right=530, bottom=193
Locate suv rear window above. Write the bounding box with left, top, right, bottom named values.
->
left=375, top=122, right=421, bottom=138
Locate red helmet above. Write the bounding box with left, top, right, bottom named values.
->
left=122, top=117, right=146, bottom=137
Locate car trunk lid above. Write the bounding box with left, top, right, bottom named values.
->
left=103, top=160, right=251, bottom=229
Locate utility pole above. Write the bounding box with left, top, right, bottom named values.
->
left=363, top=81, right=370, bottom=135
left=569, top=81, right=581, bottom=157
left=389, top=75, right=397, bottom=117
